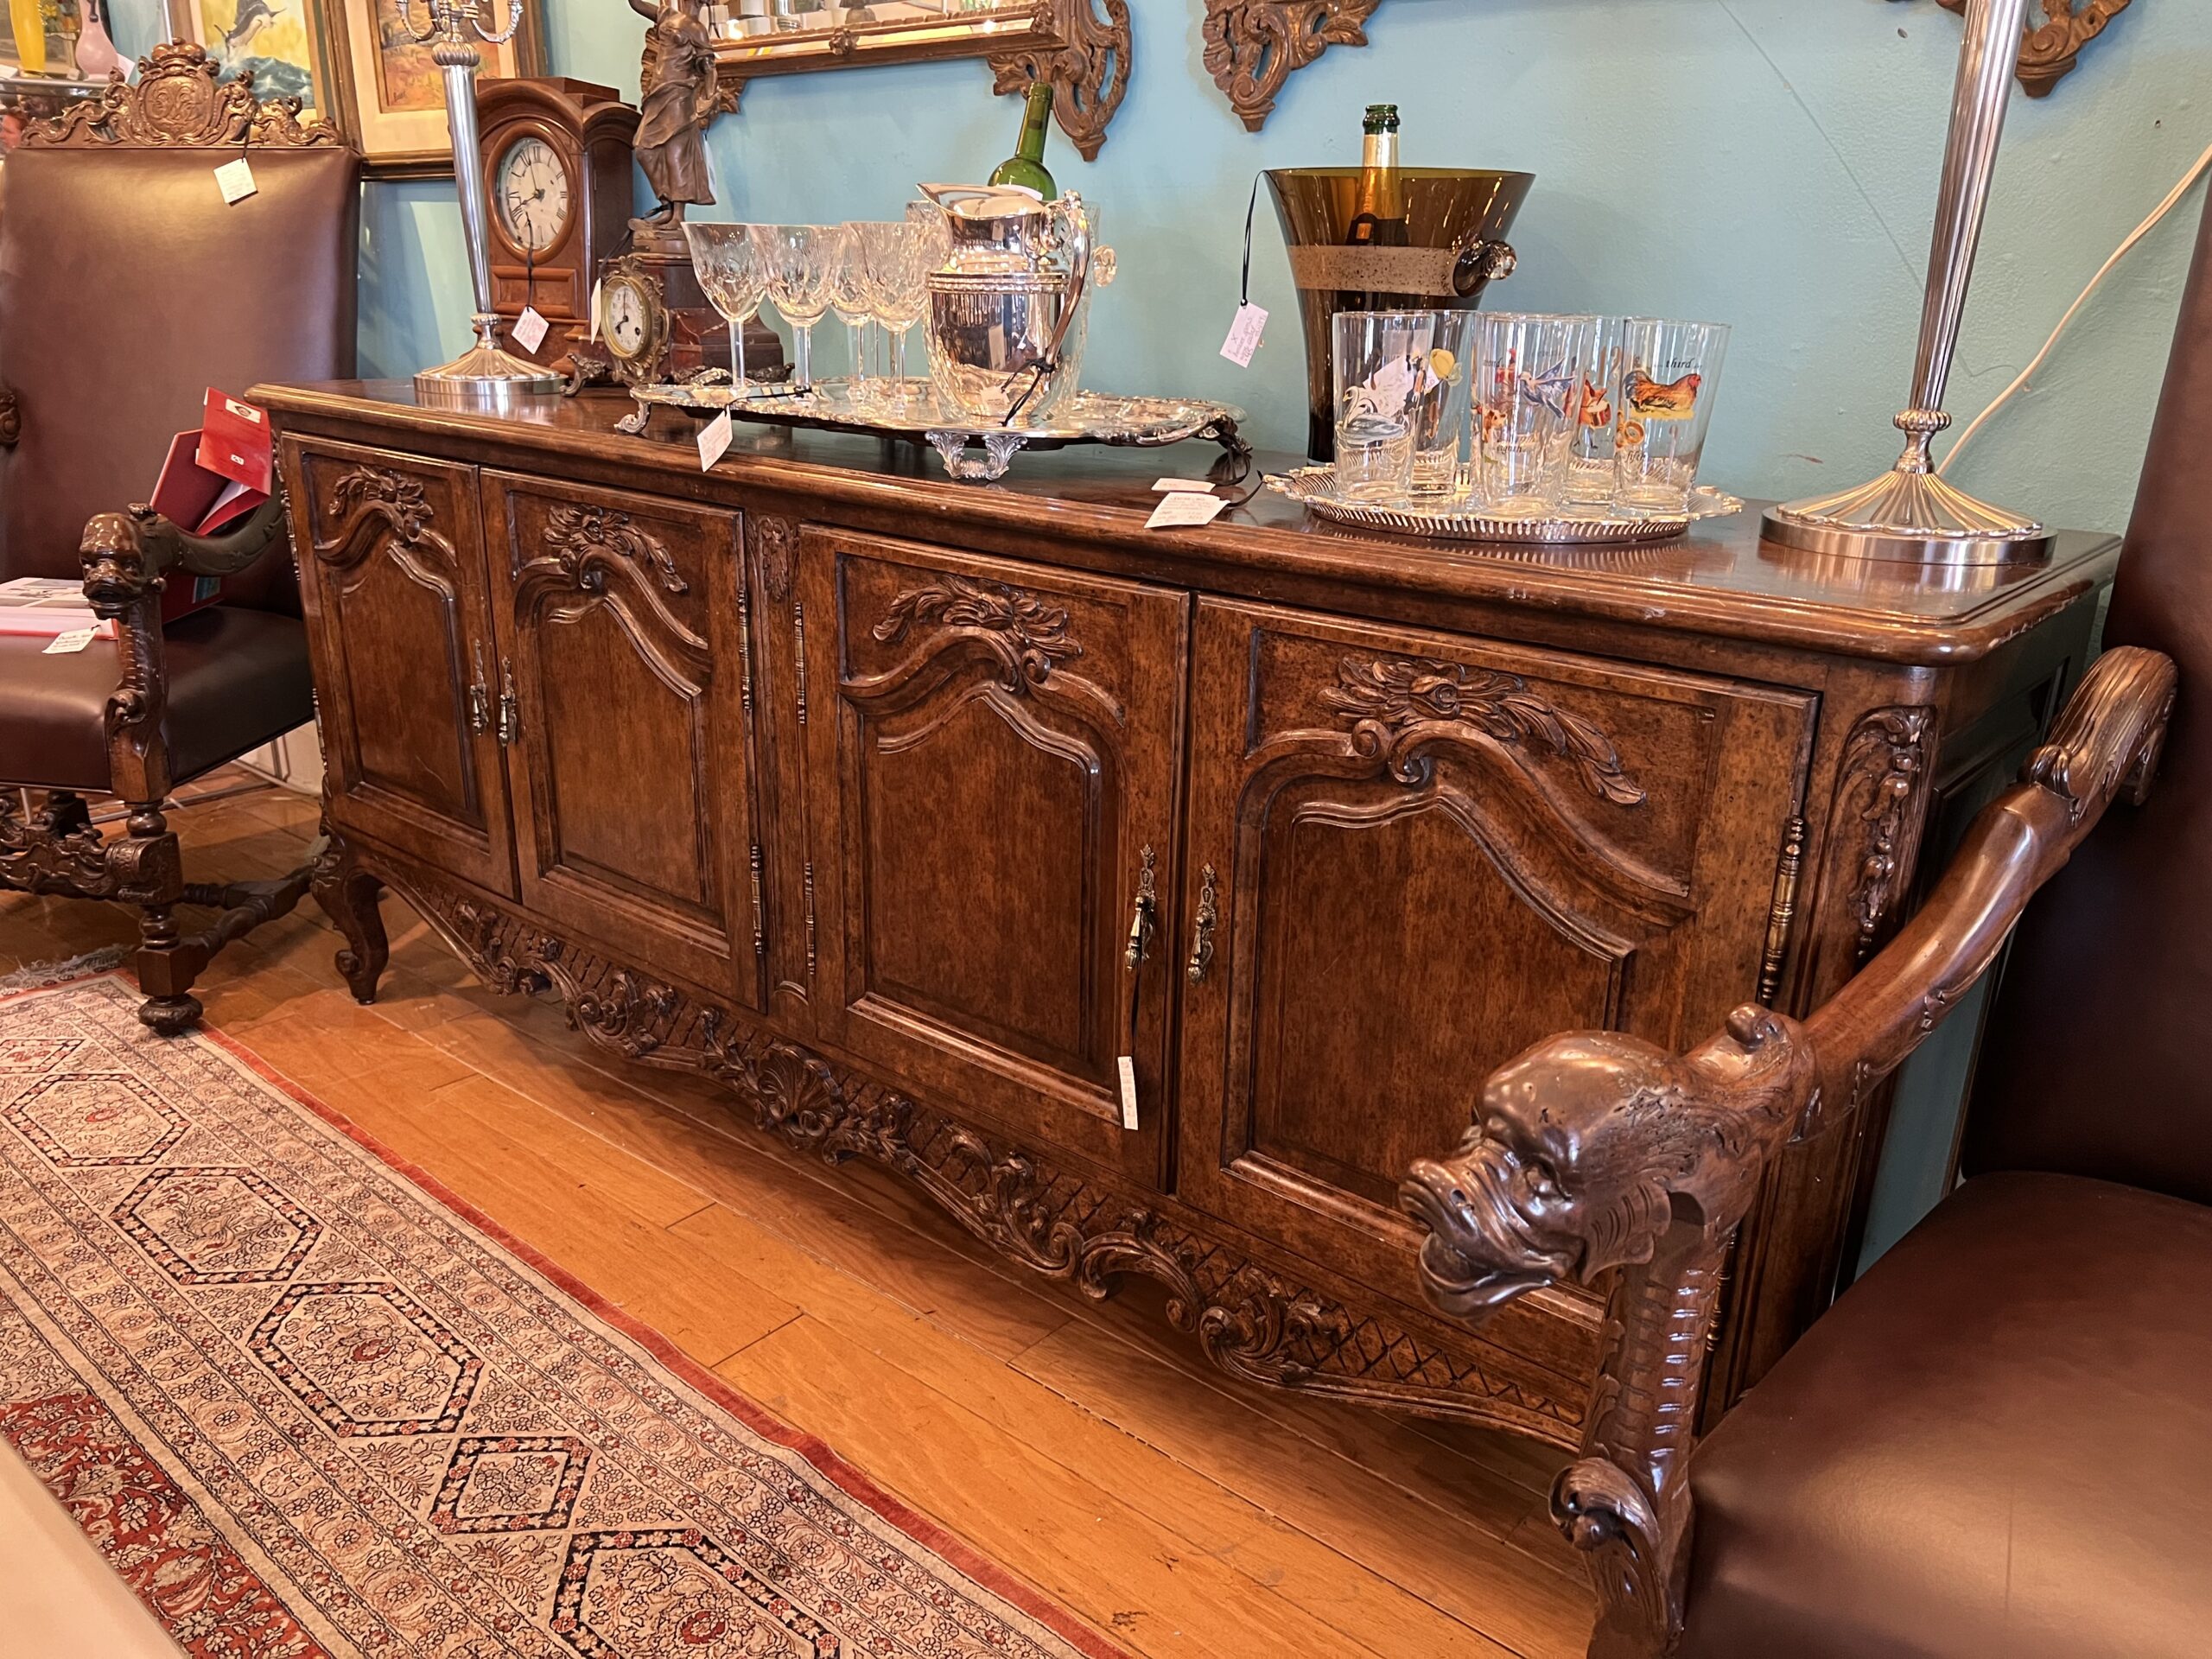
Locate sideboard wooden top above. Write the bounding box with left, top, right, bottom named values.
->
left=254, top=379, right=2120, bottom=667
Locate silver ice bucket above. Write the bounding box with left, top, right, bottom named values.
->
left=921, top=183, right=1092, bottom=427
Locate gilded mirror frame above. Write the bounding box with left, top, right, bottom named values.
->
left=694, top=0, right=1129, bottom=159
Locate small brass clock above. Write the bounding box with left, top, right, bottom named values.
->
left=594, top=254, right=672, bottom=389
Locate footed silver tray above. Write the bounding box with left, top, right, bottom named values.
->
left=1268, top=465, right=1745, bottom=543
left=627, top=378, right=1249, bottom=483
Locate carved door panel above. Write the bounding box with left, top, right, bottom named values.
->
left=800, top=530, right=1187, bottom=1187
left=483, top=474, right=760, bottom=1007
left=285, top=437, right=516, bottom=898
left=1177, top=599, right=1815, bottom=1295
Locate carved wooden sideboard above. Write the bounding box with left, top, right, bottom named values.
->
left=255, top=381, right=2115, bottom=1445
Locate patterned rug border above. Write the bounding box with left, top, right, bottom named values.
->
left=2, top=969, right=1135, bottom=1659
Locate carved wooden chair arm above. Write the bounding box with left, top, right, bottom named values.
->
left=78, top=495, right=290, bottom=615
left=1396, top=644, right=2177, bottom=1656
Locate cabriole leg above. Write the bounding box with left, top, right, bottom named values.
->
left=311, top=827, right=388, bottom=1003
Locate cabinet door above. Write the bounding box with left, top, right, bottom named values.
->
left=484, top=474, right=760, bottom=1007
left=800, top=530, right=1187, bottom=1187
left=1177, top=599, right=1815, bottom=1294
left=285, top=437, right=515, bottom=897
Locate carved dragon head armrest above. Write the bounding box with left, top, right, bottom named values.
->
left=1398, top=643, right=2177, bottom=1659
left=1401, top=1005, right=1816, bottom=1322
left=79, top=495, right=290, bottom=616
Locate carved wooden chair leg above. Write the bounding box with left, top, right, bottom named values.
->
left=116, top=799, right=203, bottom=1034
left=311, top=830, right=388, bottom=1003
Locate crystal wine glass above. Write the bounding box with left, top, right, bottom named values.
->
left=855, top=211, right=941, bottom=413
left=683, top=220, right=767, bottom=403
left=830, top=220, right=878, bottom=410
left=752, top=223, right=842, bottom=393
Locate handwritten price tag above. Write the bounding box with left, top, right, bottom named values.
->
left=1117, top=1056, right=1140, bottom=1131
left=588, top=281, right=604, bottom=343
left=1145, top=490, right=1228, bottom=531
left=214, top=157, right=257, bottom=206
left=513, top=306, right=550, bottom=353
left=1219, top=302, right=1267, bottom=367
left=1152, top=478, right=1216, bottom=493
left=697, top=409, right=734, bottom=471
left=43, top=628, right=95, bottom=655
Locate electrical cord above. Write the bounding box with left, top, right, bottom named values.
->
left=1940, top=137, right=2212, bottom=477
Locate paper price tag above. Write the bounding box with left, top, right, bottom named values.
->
left=1116, top=1056, right=1140, bottom=1132
left=214, top=156, right=257, bottom=205
left=1145, top=490, right=1229, bottom=531
left=1152, top=477, right=1216, bottom=493
left=43, top=628, right=95, bottom=655
left=513, top=306, right=550, bottom=353
left=1219, top=302, right=1267, bottom=367
left=697, top=409, right=734, bottom=471
left=588, top=281, right=604, bottom=343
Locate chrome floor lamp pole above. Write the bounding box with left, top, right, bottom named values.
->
left=1764, top=0, right=2052, bottom=566
left=403, top=0, right=562, bottom=409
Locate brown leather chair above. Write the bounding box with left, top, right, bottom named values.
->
left=1397, top=187, right=2212, bottom=1659
left=0, top=43, right=358, bottom=1032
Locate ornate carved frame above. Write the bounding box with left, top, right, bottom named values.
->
left=1199, top=0, right=1381, bottom=132
left=0, top=44, right=339, bottom=1033
left=696, top=0, right=1130, bottom=161
left=1397, top=645, right=2177, bottom=1659
left=1935, top=0, right=2132, bottom=97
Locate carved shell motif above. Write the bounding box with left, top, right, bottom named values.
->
left=871, top=572, right=1083, bottom=690
left=1322, top=654, right=1646, bottom=805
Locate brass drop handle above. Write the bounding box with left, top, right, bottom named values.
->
left=496, top=658, right=520, bottom=746
left=1187, top=863, right=1218, bottom=984
left=1124, top=843, right=1158, bottom=969
left=1118, top=844, right=1159, bottom=1133
left=467, top=640, right=492, bottom=735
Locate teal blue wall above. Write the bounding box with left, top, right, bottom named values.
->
left=118, top=0, right=2211, bottom=526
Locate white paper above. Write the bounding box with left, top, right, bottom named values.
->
left=1218, top=302, right=1267, bottom=367
left=1145, top=491, right=1229, bottom=531
left=697, top=409, right=734, bottom=471
left=1152, top=478, right=1216, bottom=493
left=512, top=306, right=550, bottom=353
left=588, top=281, right=604, bottom=343
left=1116, top=1055, right=1140, bottom=1132
left=43, top=628, right=95, bottom=655
left=214, top=156, right=257, bottom=205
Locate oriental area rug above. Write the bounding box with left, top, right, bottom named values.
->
left=0, top=972, right=1124, bottom=1659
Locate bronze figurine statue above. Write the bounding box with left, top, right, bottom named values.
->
left=629, top=0, right=716, bottom=228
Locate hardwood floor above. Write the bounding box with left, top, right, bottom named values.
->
left=0, top=772, right=1597, bottom=1659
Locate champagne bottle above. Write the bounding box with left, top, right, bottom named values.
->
left=1349, top=103, right=1407, bottom=248
left=988, top=82, right=1058, bottom=201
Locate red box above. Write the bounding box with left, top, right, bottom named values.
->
left=194, top=389, right=273, bottom=496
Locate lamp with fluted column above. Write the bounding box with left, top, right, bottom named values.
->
left=402, top=0, right=563, bottom=409
left=1763, top=0, right=2054, bottom=567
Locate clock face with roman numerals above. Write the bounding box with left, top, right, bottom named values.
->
left=494, top=135, right=571, bottom=256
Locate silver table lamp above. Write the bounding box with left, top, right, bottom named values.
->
left=403, top=0, right=563, bottom=409
left=1764, top=0, right=2053, bottom=566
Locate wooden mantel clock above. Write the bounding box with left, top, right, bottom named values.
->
left=475, top=78, right=640, bottom=365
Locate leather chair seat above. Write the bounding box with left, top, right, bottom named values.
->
left=0, top=606, right=314, bottom=791
left=1681, top=1170, right=2212, bottom=1659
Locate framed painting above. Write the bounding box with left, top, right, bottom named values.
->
left=323, top=0, right=544, bottom=178
left=166, top=0, right=342, bottom=120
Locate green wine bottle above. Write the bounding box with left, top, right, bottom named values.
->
left=988, top=81, right=1058, bottom=200
left=1349, top=103, right=1406, bottom=247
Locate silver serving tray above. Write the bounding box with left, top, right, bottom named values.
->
left=628, top=378, right=1247, bottom=482
left=1268, top=465, right=1745, bottom=543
